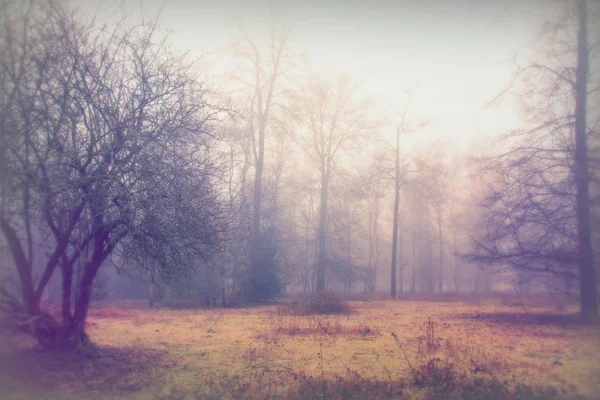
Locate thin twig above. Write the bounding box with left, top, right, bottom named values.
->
left=390, top=331, right=422, bottom=384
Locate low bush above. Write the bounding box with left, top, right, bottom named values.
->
left=307, top=292, right=352, bottom=315
left=272, top=317, right=378, bottom=337
left=279, top=292, right=352, bottom=316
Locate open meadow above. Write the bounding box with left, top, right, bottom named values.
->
left=1, top=296, right=599, bottom=400
left=2, top=1, right=600, bottom=399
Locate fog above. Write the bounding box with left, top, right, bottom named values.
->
left=0, top=0, right=599, bottom=398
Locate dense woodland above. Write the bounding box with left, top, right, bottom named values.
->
left=0, top=0, right=599, bottom=353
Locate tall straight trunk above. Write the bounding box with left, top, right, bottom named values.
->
left=451, top=216, right=458, bottom=293
left=304, top=216, right=310, bottom=294
left=390, top=128, right=401, bottom=299
left=220, top=270, right=227, bottom=307
left=368, top=211, right=374, bottom=291
left=250, top=120, right=265, bottom=280
left=427, top=219, right=433, bottom=293
left=484, top=271, right=491, bottom=294
left=247, top=31, right=285, bottom=296
left=411, top=198, right=417, bottom=294
left=346, top=207, right=352, bottom=292
left=574, top=0, right=597, bottom=320
left=438, top=222, right=444, bottom=293
left=398, top=219, right=404, bottom=295
left=372, top=204, right=379, bottom=293
left=233, top=150, right=250, bottom=298
left=149, top=283, right=155, bottom=308
left=316, top=167, right=329, bottom=292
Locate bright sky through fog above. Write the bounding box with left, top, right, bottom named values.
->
left=76, top=0, right=549, bottom=153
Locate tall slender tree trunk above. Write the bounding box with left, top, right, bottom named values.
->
left=250, top=120, right=265, bottom=284
left=304, top=216, right=310, bottom=294
left=231, top=147, right=249, bottom=299
left=398, top=219, right=404, bottom=295
left=368, top=211, right=374, bottom=292
left=316, top=166, right=329, bottom=292
left=411, top=197, right=417, bottom=294
left=372, top=203, right=379, bottom=293
left=451, top=214, right=458, bottom=293
left=390, top=128, right=401, bottom=299
left=220, top=270, right=227, bottom=307
left=149, top=283, right=155, bottom=308
left=427, top=217, right=433, bottom=293
left=574, top=0, right=597, bottom=320
left=438, top=222, right=444, bottom=293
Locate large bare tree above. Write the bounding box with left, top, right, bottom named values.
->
left=232, top=21, right=292, bottom=300
left=290, top=76, right=372, bottom=292
left=470, top=0, right=599, bottom=318
left=0, top=1, right=224, bottom=348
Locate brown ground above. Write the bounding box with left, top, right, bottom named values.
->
left=0, top=296, right=598, bottom=399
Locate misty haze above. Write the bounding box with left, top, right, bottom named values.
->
left=0, top=0, right=599, bottom=399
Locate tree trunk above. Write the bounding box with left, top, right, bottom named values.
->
left=438, top=222, right=444, bottom=293
left=574, top=0, right=597, bottom=320
left=149, top=283, right=155, bottom=308
left=373, top=202, right=379, bottom=293
left=220, top=270, right=227, bottom=307
left=250, top=122, right=265, bottom=290
left=451, top=215, right=458, bottom=293
left=68, top=252, right=104, bottom=350
left=316, top=168, right=329, bottom=292
left=427, top=225, right=434, bottom=293
left=0, top=218, right=97, bottom=351
left=0, top=218, right=37, bottom=314
left=61, top=254, right=74, bottom=323
left=390, top=128, right=401, bottom=299
left=398, top=219, right=404, bottom=295
left=368, top=211, right=374, bottom=292
left=411, top=199, right=417, bottom=294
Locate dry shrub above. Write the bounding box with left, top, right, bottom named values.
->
left=292, top=370, right=400, bottom=400
left=307, top=292, right=351, bottom=315
left=394, top=317, right=507, bottom=390
left=273, top=316, right=378, bottom=337
left=387, top=318, right=559, bottom=399
left=194, top=363, right=559, bottom=400
left=279, top=292, right=352, bottom=316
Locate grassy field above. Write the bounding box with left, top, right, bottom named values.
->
left=1, top=296, right=599, bottom=399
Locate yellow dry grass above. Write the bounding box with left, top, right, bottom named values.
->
left=1, top=298, right=599, bottom=399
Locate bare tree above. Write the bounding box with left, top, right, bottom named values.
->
left=384, top=95, right=422, bottom=298
left=0, top=2, right=224, bottom=348
left=365, top=158, right=385, bottom=293
left=426, top=159, right=450, bottom=293
left=470, top=0, right=599, bottom=318
left=573, top=0, right=597, bottom=319
left=232, top=21, right=292, bottom=300
left=289, top=75, right=372, bottom=292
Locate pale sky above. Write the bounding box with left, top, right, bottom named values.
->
left=75, top=0, right=552, bottom=153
